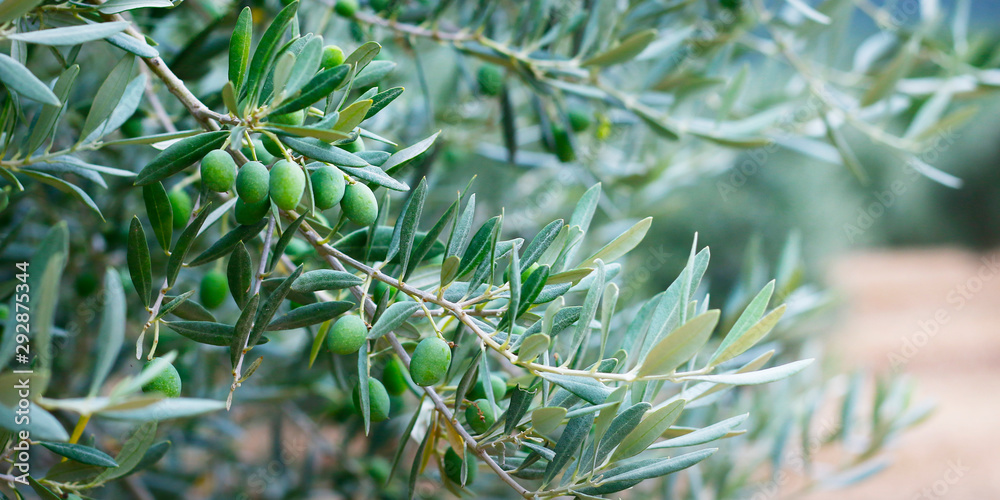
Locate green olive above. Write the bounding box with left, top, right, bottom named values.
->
left=242, top=138, right=276, bottom=164
left=567, top=108, right=592, bottom=133
left=409, top=337, right=451, bottom=386
left=200, top=149, right=237, bottom=192
left=141, top=358, right=182, bottom=398
left=199, top=270, right=229, bottom=310
left=465, top=399, right=496, bottom=434
left=340, top=182, right=378, bottom=226
left=321, top=45, right=345, bottom=69
left=168, top=189, right=192, bottom=229
left=339, top=137, right=365, bottom=153
left=334, top=0, right=358, bottom=17
left=121, top=116, right=144, bottom=138
left=353, top=378, right=390, bottom=422
left=234, top=196, right=271, bottom=225
left=236, top=161, right=270, bottom=205
left=443, top=447, right=477, bottom=486
left=0, top=304, right=9, bottom=320
left=261, top=134, right=285, bottom=158
left=552, top=124, right=575, bottom=163
left=284, top=238, right=313, bottom=265
left=269, top=160, right=305, bottom=211
left=381, top=356, right=409, bottom=396
left=468, top=374, right=507, bottom=401
left=268, top=110, right=305, bottom=126
left=327, top=314, right=367, bottom=355
left=311, top=165, right=346, bottom=210
left=477, top=64, right=504, bottom=96
left=74, top=271, right=98, bottom=297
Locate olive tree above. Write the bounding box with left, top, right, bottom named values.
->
left=0, top=0, right=976, bottom=497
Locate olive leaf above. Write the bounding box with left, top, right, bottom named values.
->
left=127, top=216, right=152, bottom=307
left=229, top=7, right=252, bottom=91
left=39, top=442, right=118, bottom=468
left=142, top=182, right=173, bottom=252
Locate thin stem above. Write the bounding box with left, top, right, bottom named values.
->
left=227, top=214, right=276, bottom=409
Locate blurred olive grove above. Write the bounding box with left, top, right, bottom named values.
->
left=1, top=0, right=998, bottom=499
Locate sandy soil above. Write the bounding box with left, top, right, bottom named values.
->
left=799, top=248, right=1000, bottom=500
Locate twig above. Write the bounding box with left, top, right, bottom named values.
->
left=352, top=10, right=476, bottom=42
left=227, top=214, right=276, bottom=409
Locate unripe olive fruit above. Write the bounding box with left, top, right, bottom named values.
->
left=477, top=64, right=504, bottom=96
left=141, top=358, right=182, bottom=398
left=552, top=124, right=575, bottom=163
left=340, top=182, right=378, bottom=226
left=311, top=165, right=346, bottom=210
left=409, top=337, right=451, bottom=386
left=353, top=378, right=390, bottom=422
left=468, top=374, right=507, bottom=401
left=334, top=0, right=358, bottom=17
left=200, top=149, right=237, bottom=192
left=74, top=271, right=98, bottom=297
left=235, top=197, right=271, bottom=225
left=269, top=110, right=305, bottom=126
left=567, top=108, right=592, bottom=132
left=465, top=399, right=496, bottom=434
left=200, top=270, right=228, bottom=310
left=382, top=356, right=409, bottom=396
left=321, top=45, right=345, bottom=69
left=261, top=134, right=285, bottom=158
left=269, top=160, right=305, bottom=211
left=121, top=116, right=144, bottom=138
left=243, top=138, right=276, bottom=164
left=443, top=447, right=477, bottom=486
left=236, top=161, right=270, bottom=205
left=284, top=238, right=314, bottom=264
left=168, top=189, right=192, bottom=229
left=339, top=137, right=365, bottom=153
left=372, top=280, right=398, bottom=304
left=327, top=314, right=367, bottom=355
left=0, top=304, right=8, bottom=320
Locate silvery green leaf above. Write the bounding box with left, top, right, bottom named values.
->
left=39, top=442, right=118, bottom=468
left=578, top=448, right=716, bottom=495
left=95, top=422, right=156, bottom=481
left=638, top=310, right=718, bottom=377
left=538, top=373, right=612, bottom=405
left=0, top=53, right=60, bottom=105
left=7, top=22, right=129, bottom=45
left=291, top=270, right=363, bottom=293
left=543, top=412, right=594, bottom=486
left=610, top=399, right=685, bottom=462
left=381, top=131, right=440, bottom=176
left=531, top=406, right=566, bottom=435
left=680, top=359, right=815, bottom=385
left=89, top=270, right=126, bottom=396
left=81, top=54, right=136, bottom=142
left=648, top=413, right=749, bottom=449
left=98, top=0, right=174, bottom=13
left=368, top=302, right=421, bottom=340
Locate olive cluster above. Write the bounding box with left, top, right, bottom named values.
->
left=195, top=146, right=378, bottom=229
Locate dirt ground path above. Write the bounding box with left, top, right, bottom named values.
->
left=799, top=249, right=1000, bottom=500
